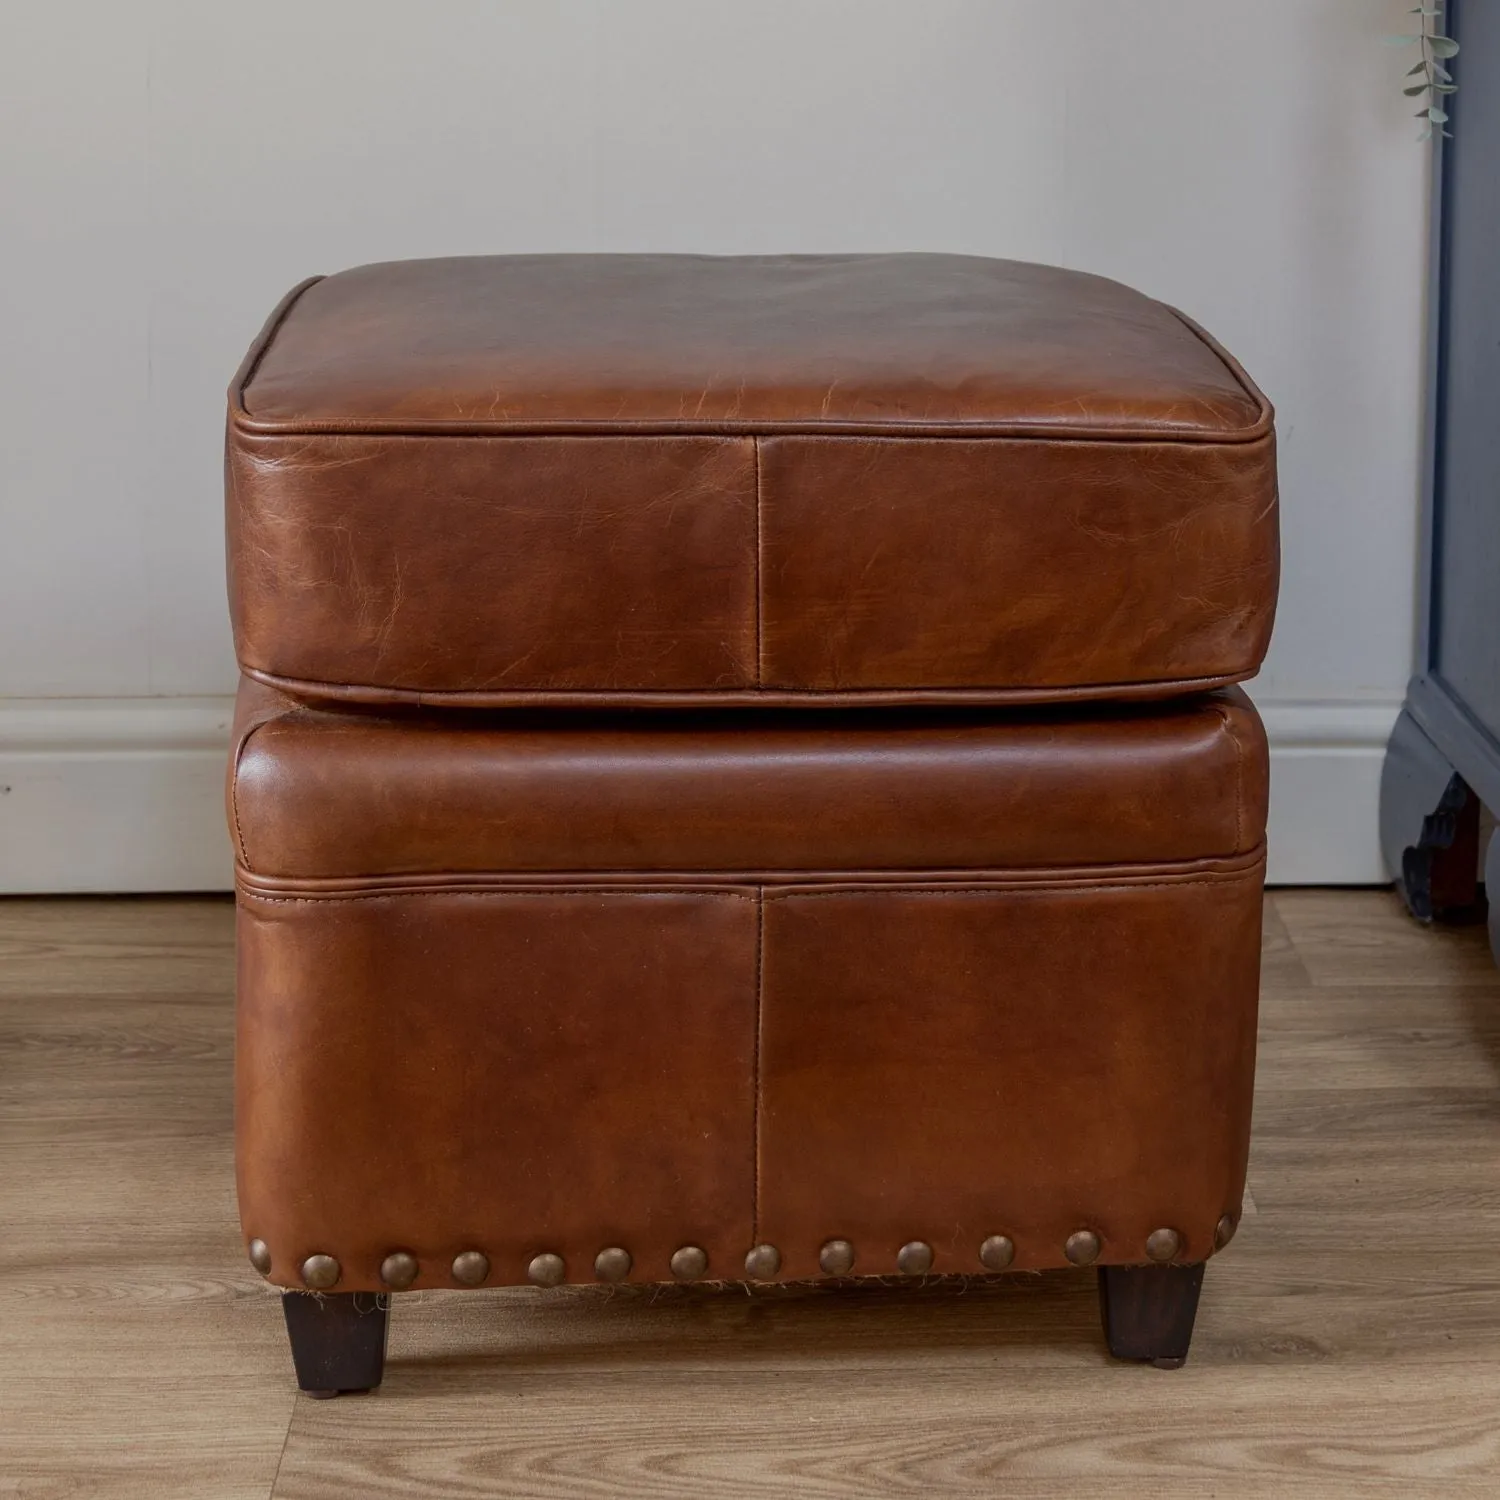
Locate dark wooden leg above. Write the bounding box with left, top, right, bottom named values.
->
left=1097, top=1263, right=1205, bottom=1370
left=281, top=1291, right=389, bottom=1398
left=1380, top=709, right=1484, bottom=922
left=1488, top=827, right=1500, bottom=968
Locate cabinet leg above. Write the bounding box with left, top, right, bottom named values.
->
left=1379, top=709, right=1484, bottom=922
left=1098, top=1263, right=1205, bottom=1369
left=1487, top=826, right=1500, bottom=968
left=281, top=1291, right=389, bottom=1398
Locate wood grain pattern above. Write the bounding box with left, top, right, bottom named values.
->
left=1, top=891, right=1498, bottom=1498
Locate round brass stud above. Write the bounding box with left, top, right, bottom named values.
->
left=527, top=1252, right=565, bottom=1287
left=1214, top=1213, right=1238, bottom=1251
left=978, top=1235, right=1015, bottom=1272
left=1146, top=1228, right=1182, bottom=1264
left=670, top=1245, right=708, bottom=1282
left=594, top=1246, right=632, bottom=1283
left=819, top=1239, right=855, bottom=1276
left=247, top=1238, right=272, bottom=1277
left=896, top=1240, right=933, bottom=1276
left=452, top=1250, right=490, bottom=1286
left=300, top=1253, right=341, bottom=1290
left=379, top=1251, right=419, bottom=1289
left=1064, top=1230, right=1101, bottom=1267
left=744, top=1243, right=781, bottom=1279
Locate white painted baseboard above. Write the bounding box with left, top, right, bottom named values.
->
left=1260, top=700, right=1402, bottom=885
left=0, top=694, right=1403, bottom=893
left=0, top=698, right=236, bottom=893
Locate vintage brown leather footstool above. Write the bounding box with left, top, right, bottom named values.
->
left=226, top=254, right=1278, bottom=1394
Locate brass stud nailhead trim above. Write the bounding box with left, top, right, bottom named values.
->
left=896, top=1240, right=933, bottom=1276
left=452, top=1250, right=490, bottom=1286
left=247, top=1239, right=272, bottom=1277
left=380, top=1251, right=419, bottom=1289
left=1064, top=1230, right=1101, bottom=1267
left=528, top=1252, right=565, bottom=1287
left=745, top=1243, right=781, bottom=1279
left=594, top=1246, right=632, bottom=1282
left=1145, top=1228, right=1181, bottom=1264
left=1214, top=1213, right=1238, bottom=1251
left=978, top=1235, right=1015, bottom=1271
left=670, top=1246, right=708, bottom=1282
left=300, top=1253, right=341, bottom=1290
left=819, top=1239, right=855, bottom=1276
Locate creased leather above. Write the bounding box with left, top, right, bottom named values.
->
left=225, top=254, right=1279, bottom=706
left=228, top=678, right=1267, bottom=878
left=233, top=688, right=1267, bottom=1292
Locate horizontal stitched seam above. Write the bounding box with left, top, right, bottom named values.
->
left=761, top=872, right=1263, bottom=900
left=239, top=663, right=1251, bottom=702
left=239, top=889, right=760, bottom=905
left=228, top=417, right=1273, bottom=444
left=237, top=870, right=1264, bottom=906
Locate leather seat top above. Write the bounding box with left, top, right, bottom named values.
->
left=227, top=254, right=1278, bottom=709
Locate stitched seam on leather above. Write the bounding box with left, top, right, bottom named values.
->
left=239, top=662, right=1250, bottom=703
left=753, top=436, right=763, bottom=686
left=234, top=866, right=1265, bottom=904
left=228, top=417, right=1273, bottom=444
left=237, top=890, right=760, bottom=904
left=752, top=886, right=764, bottom=1243
left=231, top=277, right=325, bottom=418
left=1162, top=303, right=1274, bottom=432
left=1214, top=702, right=1246, bottom=853
left=761, top=872, right=1264, bottom=901
left=234, top=848, right=1267, bottom=896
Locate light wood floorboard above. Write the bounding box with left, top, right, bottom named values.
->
left=1, top=891, right=1497, bottom=1497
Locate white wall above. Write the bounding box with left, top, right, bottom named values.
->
left=0, top=0, right=1429, bottom=889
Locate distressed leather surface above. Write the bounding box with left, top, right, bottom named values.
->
left=226, top=254, right=1278, bottom=707
left=230, top=679, right=1266, bottom=880
left=233, top=681, right=1266, bottom=1292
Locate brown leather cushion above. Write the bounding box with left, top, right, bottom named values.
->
left=227, top=254, right=1278, bottom=708
left=229, top=678, right=1267, bottom=884
left=231, top=679, right=1266, bottom=1290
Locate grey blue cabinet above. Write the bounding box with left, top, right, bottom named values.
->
left=1381, top=0, right=1500, bottom=962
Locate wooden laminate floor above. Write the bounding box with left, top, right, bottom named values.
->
left=2, top=891, right=1499, bottom=1498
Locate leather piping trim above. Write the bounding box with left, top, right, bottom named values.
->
left=228, top=276, right=324, bottom=415
left=236, top=662, right=1253, bottom=711
left=235, top=847, right=1266, bottom=901
left=230, top=283, right=1273, bottom=444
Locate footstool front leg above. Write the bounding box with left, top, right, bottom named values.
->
left=1097, top=1263, right=1206, bottom=1370
left=281, top=1291, right=390, bottom=1398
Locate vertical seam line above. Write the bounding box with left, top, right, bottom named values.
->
left=753, top=437, right=763, bottom=686
left=751, top=883, right=764, bottom=1242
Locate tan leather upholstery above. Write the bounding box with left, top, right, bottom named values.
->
left=230, top=679, right=1266, bottom=881
left=228, top=254, right=1275, bottom=1336
left=232, top=677, right=1264, bottom=1292
left=226, top=255, right=1278, bottom=707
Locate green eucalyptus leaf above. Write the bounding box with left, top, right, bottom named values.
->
left=1428, top=36, right=1460, bottom=58
left=1404, top=84, right=1429, bottom=96
left=1435, top=82, right=1458, bottom=94
left=1427, top=105, right=1450, bottom=122
left=1432, top=61, right=1452, bottom=80
left=1407, top=61, right=1430, bottom=75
